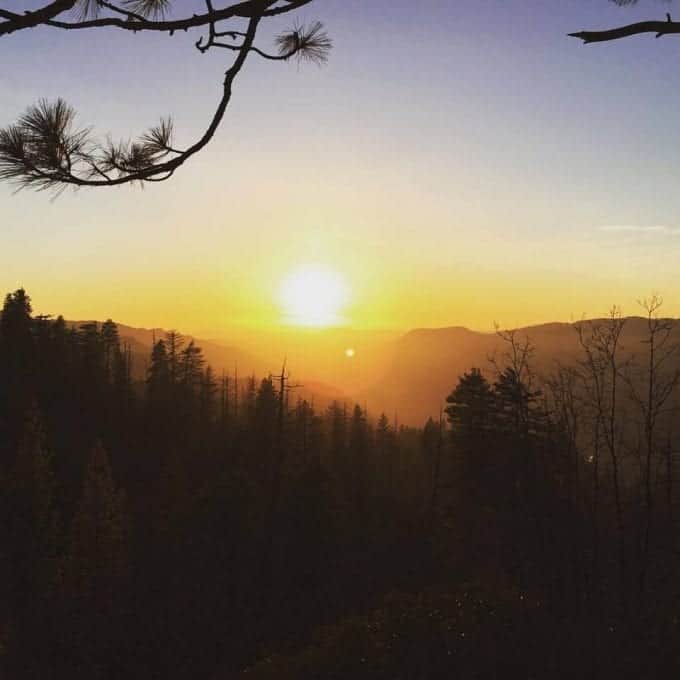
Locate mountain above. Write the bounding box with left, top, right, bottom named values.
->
left=67, top=316, right=680, bottom=426
left=67, top=321, right=352, bottom=408
left=68, top=321, right=264, bottom=381
left=362, top=317, right=680, bottom=426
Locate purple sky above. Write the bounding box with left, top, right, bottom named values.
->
left=1, top=1, right=680, bottom=333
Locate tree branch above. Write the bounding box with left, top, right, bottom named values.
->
left=0, top=0, right=78, bottom=36
left=41, top=0, right=314, bottom=35
left=570, top=14, right=680, bottom=43
left=0, top=12, right=263, bottom=189
left=0, top=0, right=329, bottom=191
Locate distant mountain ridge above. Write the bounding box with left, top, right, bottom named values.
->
left=67, top=316, right=680, bottom=426
left=67, top=320, right=349, bottom=410
left=67, top=320, right=263, bottom=381
left=362, top=316, right=680, bottom=425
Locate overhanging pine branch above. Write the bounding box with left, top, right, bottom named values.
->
left=42, top=0, right=313, bottom=34
left=0, top=0, right=78, bottom=36
left=76, top=12, right=262, bottom=186
left=570, top=15, right=680, bottom=43
left=0, top=0, right=330, bottom=191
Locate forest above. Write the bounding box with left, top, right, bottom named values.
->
left=2, top=288, right=680, bottom=678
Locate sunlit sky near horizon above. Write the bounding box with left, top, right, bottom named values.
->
left=2, top=0, right=680, bottom=338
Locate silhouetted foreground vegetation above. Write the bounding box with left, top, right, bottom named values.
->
left=0, top=1, right=329, bottom=191
left=1, top=290, right=680, bottom=678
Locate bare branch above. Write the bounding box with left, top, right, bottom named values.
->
left=570, top=14, right=680, bottom=44
left=0, top=0, right=78, bottom=36
left=197, top=18, right=331, bottom=64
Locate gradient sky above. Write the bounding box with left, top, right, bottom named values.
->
left=2, top=0, right=680, bottom=337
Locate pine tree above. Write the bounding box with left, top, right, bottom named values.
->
left=254, top=377, right=278, bottom=463
left=112, top=342, right=133, bottom=408
left=421, top=417, right=440, bottom=475
left=11, top=405, right=60, bottom=591
left=349, top=405, right=369, bottom=455
left=180, top=341, right=205, bottom=395
left=0, top=289, right=33, bottom=354
left=347, top=405, right=370, bottom=522
left=242, top=374, right=258, bottom=425
left=148, top=339, right=169, bottom=393
left=293, top=399, right=322, bottom=466
left=5, top=405, right=61, bottom=676
left=375, top=412, right=398, bottom=497
left=327, top=401, right=347, bottom=463
left=200, top=366, right=218, bottom=427
left=145, top=339, right=173, bottom=450
left=62, top=442, right=129, bottom=674
left=65, top=441, right=128, bottom=600
left=165, top=331, right=184, bottom=391
left=445, top=368, right=495, bottom=441
left=77, top=322, right=103, bottom=376
left=0, top=289, right=36, bottom=459
left=494, top=367, right=542, bottom=440
left=100, top=319, right=120, bottom=385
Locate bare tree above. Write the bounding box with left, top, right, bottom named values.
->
left=0, top=1, right=330, bottom=191
left=490, top=326, right=543, bottom=442
left=623, top=296, right=680, bottom=595
left=545, top=363, right=589, bottom=610
left=546, top=364, right=582, bottom=509
left=425, top=407, right=445, bottom=535
left=576, top=307, right=628, bottom=611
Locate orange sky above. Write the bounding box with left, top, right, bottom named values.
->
left=2, top=1, right=680, bottom=339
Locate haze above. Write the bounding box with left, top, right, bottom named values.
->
left=2, top=0, right=680, bottom=342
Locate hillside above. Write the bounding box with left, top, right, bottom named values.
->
left=362, top=317, right=680, bottom=425
left=66, top=316, right=680, bottom=426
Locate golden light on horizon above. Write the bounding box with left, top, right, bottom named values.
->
left=279, top=265, right=350, bottom=327
left=345, top=348, right=356, bottom=358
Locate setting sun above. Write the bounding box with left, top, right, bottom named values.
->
left=279, top=265, right=350, bottom=327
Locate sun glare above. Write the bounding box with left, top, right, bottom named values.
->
left=279, top=265, right=350, bottom=327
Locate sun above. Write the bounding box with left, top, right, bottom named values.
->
left=279, top=265, right=350, bottom=327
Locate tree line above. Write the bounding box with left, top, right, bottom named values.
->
left=1, top=289, right=680, bottom=678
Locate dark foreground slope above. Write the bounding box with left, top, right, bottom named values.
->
left=3, top=291, right=680, bottom=679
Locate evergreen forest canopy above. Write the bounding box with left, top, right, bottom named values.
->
left=2, top=288, right=680, bottom=678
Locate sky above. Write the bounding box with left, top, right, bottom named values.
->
left=2, top=0, right=680, bottom=338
